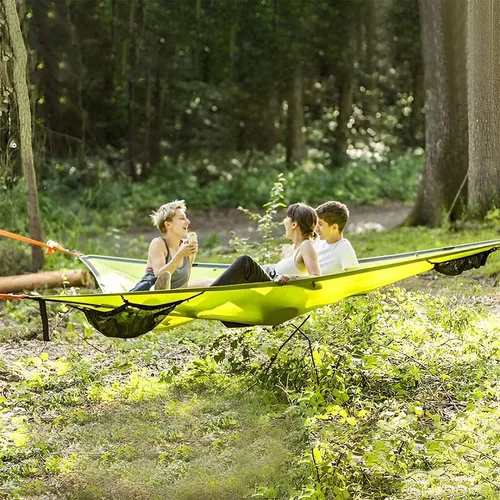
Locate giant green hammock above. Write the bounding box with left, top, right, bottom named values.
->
left=29, top=239, right=499, bottom=340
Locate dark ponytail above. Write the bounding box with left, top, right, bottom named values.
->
left=286, top=203, right=318, bottom=239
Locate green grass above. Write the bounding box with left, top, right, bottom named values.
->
left=1, top=224, right=499, bottom=499
left=50, top=389, right=298, bottom=500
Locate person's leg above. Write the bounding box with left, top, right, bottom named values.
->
left=130, top=270, right=156, bottom=291
left=188, top=278, right=214, bottom=288
left=211, top=255, right=271, bottom=287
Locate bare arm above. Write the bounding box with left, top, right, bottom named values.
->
left=300, top=239, right=321, bottom=276
left=275, top=239, right=321, bottom=284
left=148, top=238, right=197, bottom=277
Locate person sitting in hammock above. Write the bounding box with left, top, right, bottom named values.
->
left=314, top=200, right=359, bottom=274
left=210, top=202, right=321, bottom=287
left=130, top=200, right=198, bottom=291
left=209, top=200, right=359, bottom=288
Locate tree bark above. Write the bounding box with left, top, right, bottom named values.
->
left=66, top=0, right=87, bottom=172
left=0, top=269, right=92, bottom=293
left=405, top=0, right=468, bottom=227
left=286, top=67, right=305, bottom=166
left=332, top=71, right=353, bottom=166
left=3, top=0, right=44, bottom=270
left=466, top=0, right=500, bottom=218
left=363, top=0, right=376, bottom=74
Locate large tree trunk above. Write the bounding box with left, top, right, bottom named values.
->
left=405, top=0, right=468, bottom=227
left=466, top=0, right=500, bottom=218
left=260, top=87, right=280, bottom=154
left=126, top=0, right=139, bottom=180
left=286, top=67, right=306, bottom=166
left=3, top=0, right=44, bottom=270
left=331, top=70, right=354, bottom=167
left=66, top=0, right=87, bottom=172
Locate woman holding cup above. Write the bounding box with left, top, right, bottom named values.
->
left=130, top=200, right=198, bottom=291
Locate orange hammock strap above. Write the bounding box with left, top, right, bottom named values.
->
left=0, top=293, right=26, bottom=300
left=0, top=229, right=80, bottom=257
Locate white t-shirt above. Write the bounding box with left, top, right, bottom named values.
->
left=315, top=238, right=359, bottom=274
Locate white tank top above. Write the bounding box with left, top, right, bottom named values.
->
left=274, top=246, right=304, bottom=275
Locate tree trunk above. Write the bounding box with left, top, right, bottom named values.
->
left=466, top=0, right=500, bottom=218
left=194, top=0, right=202, bottom=79
left=259, top=87, right=280, bottom=154
left=286, top=67, right=305, bottom=166
left=364, top=0, right=376, bottom=74
left=332, top=72, right=353, bottom=166
left=127, top=0, right=138, bottom=180
left=405, top=0, right=468, bottom=227
left=0, top=36, right=13, bottom=175
left=149, top=72, right=163, bottom=167
left=0, top=269, right=92, bottom=293
left=3, top=0, right=44, bottom=270
left=66, top=0, right=87, bottom=172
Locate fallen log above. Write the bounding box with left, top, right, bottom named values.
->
left=0, top=269, right=93, bottom=293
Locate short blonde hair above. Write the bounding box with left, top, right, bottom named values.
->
left=151, top=200, right=187, bottom=234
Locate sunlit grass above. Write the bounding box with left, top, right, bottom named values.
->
left=15, top=386, right=300, bottom=499
left=1, top=223, right=499, bottom=499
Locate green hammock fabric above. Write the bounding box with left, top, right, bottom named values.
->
left=34, top=239, right=499, bottom=338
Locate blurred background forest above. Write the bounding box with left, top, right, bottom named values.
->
left=1, top=0, right=499, bottom=270
left=1, top=1, right=422, bottom=219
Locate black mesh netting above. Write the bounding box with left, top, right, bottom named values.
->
left=433, top=249, right=496, bottom=276
left=75, top=295, right=199, bottom=339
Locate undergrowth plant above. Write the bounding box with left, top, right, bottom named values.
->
left=229, top=173, right=286, bottom=263
left=1, top=284, right=499, bottom=499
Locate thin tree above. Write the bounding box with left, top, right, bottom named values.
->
left=466, top=0, right=500, bottom=218
left=405, top=0, right=468, bottom=227
left=3, top=0, right=44, bottom=270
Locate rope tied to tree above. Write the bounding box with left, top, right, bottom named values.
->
left=0, top=229, right=81, bottom=257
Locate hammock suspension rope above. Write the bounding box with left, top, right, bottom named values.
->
left=0, top=229, right=80, bottom=257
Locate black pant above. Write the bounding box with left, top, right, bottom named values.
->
left=211, top=255, right=273, bottom=328
left=211, top=255, right=273, bottom=287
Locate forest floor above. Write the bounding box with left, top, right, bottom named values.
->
left=1, top=216, right=499, bottom=499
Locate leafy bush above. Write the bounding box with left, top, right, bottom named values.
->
left=35, top=148, right=423, bottom=222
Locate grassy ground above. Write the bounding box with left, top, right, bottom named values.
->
left=0, top=225, right=499, bottom=499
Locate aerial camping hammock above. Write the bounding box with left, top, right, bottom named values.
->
left=0, top=228, right=498, bottom=341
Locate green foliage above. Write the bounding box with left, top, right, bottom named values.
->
left=1, top=279, right=499, bottom=498
left=1, top=210, right=500, bottom=498
left=0, top=146, right=423, bottom=274
left=195, top=289, right=499, bottom=499
left=37, top=148, right=422, bottom=217
left=230, top=173, right=286, bottom=262
left=484, top=206, right=500, bottom=227
left=7, top=0, right=424, bottom=176
left=284, top=149, right=423, bottom=206
left=0, top=178, right=29, bottom=235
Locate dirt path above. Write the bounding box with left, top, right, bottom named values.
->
left=131, top=201, right=412, bottom=247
